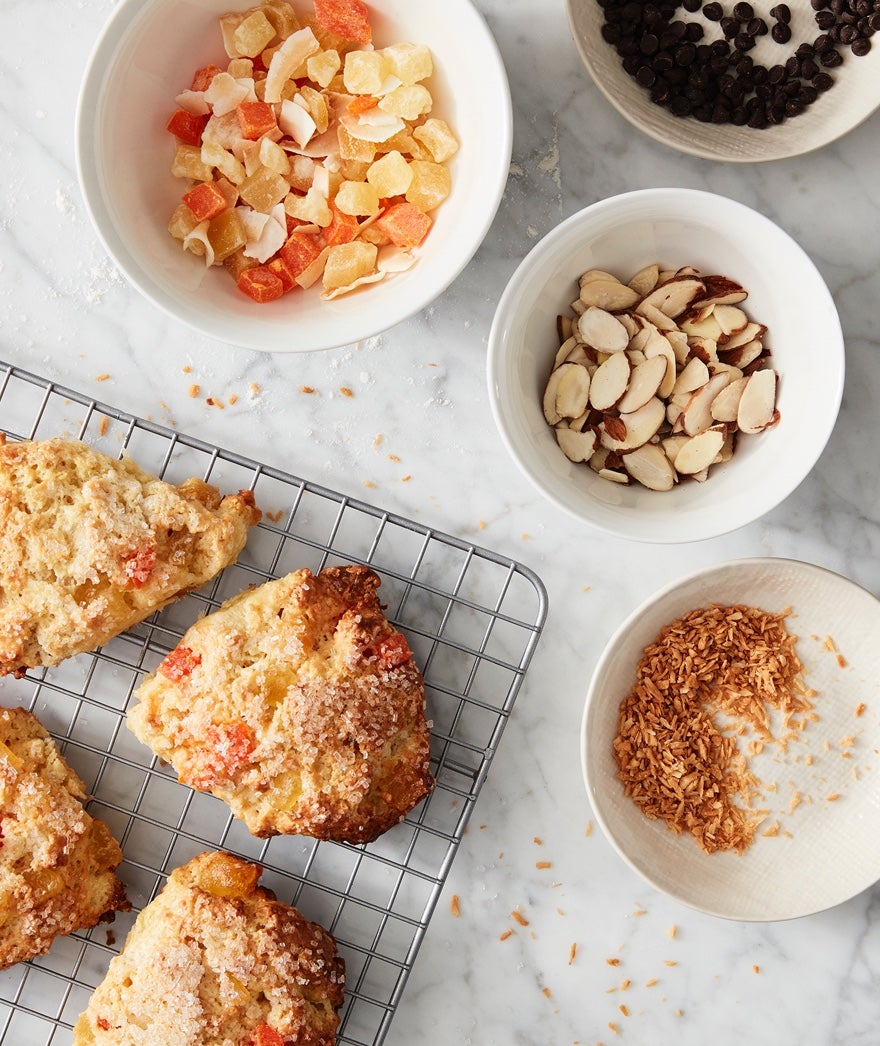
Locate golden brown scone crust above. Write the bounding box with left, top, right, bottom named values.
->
left=0, top=707, right=129, bottom=969
left=0, top=437, right=261, bottom=675
left=72, top=851, right=344, bottom=1046
left=128, top=565, right=434, bottom=844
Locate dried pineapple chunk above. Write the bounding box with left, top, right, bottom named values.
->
left=219, top=11, right=248, bottom=57
left=378, top=84, right=432, bottom=121
left=405, top=160, right=451, bottom=212
left=227, top=57, right=255, bottom=78
left=238, top=168, right=290, bottom=212
left=172, top=144, right=214, bottom=182
left=381, top=42, right=433, bottom=85
left=337, top=124, right=377, bottom=162
left=307, top=49, right=341, bottom=88
left=334, top=180, right=380, bottom=217
left=413, top=118, right=459, bottom=163
left=259, top=137, right=291, bottom=176
left=322, top=241, right=378, bottom=292
left=264, top=27, right=321, bottom=103
left=208, top=209, right=247, bottom=262
left=202, top=141, right=247, bottom=184
left=366, top=150, right=413, bottom=197
left=233, top=10, right=276, bottom=57
left=298, top=84, right=330, bottom=133
left=285, top=186, right=333, bottom=227
left=260, top=0, right=301, bottom=40
left=343, top=50, right=389, bottom=95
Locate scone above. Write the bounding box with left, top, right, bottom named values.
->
left=0, top=436, right=261, bottom=676
left=128, top=565, right=434, bottom=844
left=0, top=706, right=129, bottom=969
left=72, top=851, right=344, bottom=1046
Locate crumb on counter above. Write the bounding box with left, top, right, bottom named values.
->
left=300, top=385, right=316, bottom=394
left=188, top=384, right=200, bottom=398
left=339, top=386, right=354, bottom=398
left=511, top=909, right=529, bottom=927
left=450, top=895, right=461, bottom=918
left=568, top=943, right=577, bottom=965
left=536, top=861, right=552, bottom=870
left=499, top=929, right=514, bottom=941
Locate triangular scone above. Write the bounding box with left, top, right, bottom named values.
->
left=0, top=437, right=261, bottom=675
left=129, top=565, right=434, bottom=844
left=0, top=707, right=129, bottom=969
left=72, top=851, right=344, bottom=1046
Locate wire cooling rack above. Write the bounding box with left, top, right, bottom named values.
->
left=0, top=360, right=547, bottom=1045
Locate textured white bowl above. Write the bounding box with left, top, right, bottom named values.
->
left=567, top=0, right=880, bottom=162
left=76, top=0, right=511, bottom=352
left=487, top=188, right=844, bottom=543
left=582, top=558, right=880, bottom=921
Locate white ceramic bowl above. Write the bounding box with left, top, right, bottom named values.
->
left=582, top=557, right=880, bottom=921
left=76, top=0, right=511, bottom=352
left=567, top=0, right=880, bottom=162
left=487, top=188, right=844, bottom=543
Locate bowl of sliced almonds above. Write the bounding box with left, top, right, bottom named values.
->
left=76, top=0, right=511, bottom=352
left=487, top=187, right=844, bottom=543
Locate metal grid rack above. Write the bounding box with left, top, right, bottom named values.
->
left=0, top=360, right=548, bottom=1045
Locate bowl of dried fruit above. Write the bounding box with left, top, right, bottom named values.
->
left=76, top=0, right=511, bottom=352
left=581, top=557, right=880, bottom=921
left=567, top=0, right=880, bottom=162
left=486, top=187, right=844, bottom=543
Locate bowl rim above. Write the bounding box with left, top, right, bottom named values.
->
left=579, top=555, right=880, bottom=921
left=486, top=186, right=845, bottom=543
left=74, top=0, right=513, bottom=353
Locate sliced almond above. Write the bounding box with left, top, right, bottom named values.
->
left=661, top=433, right=690, bottom=466
left=672, top=356, right=710, bottom=396
left=720, top=339, right=763, bottom=369
left=675, top=427, right=726, bottom=475
left=618, top=312, right=641, bottom=339
left=555, top=426, right=597, bottom=463
left=555, top=362, right=591, bottom=419
left=643, top=330, right=677, bottom=398
left=680, top=372, right=731, bottom=436
left=579, top=280, right=641, bottom=312
left=713, top=304, right=749, bottom=337
left=579, top=269, right=621, bottom=287
left=553, top=336, right=579, bottom=369
left=686, top=335, right=718, bottom=365
left=667, top=329, right=690, bottom=366
left=628, top=263, right=660, bottom=297
left=588, top=447, right=610, bottom=472
left=589, top=351, right=630, bottom=410
left=722, top=321, right=764, bottom=352
left=635, top=301, right=680, bottom=333
left=623, top=442, right=676, bottom=491
left=638, top=275, right=706, bottom=319
left=597, top=467, right=629, bottom=484
left=557, top=314, right=573, bottom=342
left=543, top=366, right=566, bottom=425
left=709, top=376, right=748, bottom=422
left=692, top=274, right=747, bottom=308
left=680, top=310, right=723, bottom=342
left=600, top=397, right=666, bottom=452
left=737, top=368, right=777, bottom=434
left=570, top=298, right=586, bottom=316
left=617, top=354, right=668, bottom=413
left=577, top=307, right=630, bottom=354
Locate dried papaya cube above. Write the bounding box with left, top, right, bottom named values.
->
left=258, top=137, right=291, bottom=175
left=202, top=141, right=247, bottom=185
left=238, top=168, right=290, bottom=212
left=207, top=208, right=247, bottom=262
left=261, top=0, right=301, bottom=41
left=322, top=240, right=378, bottom=291
left=366, top=150, right=413, bottom=197
left=314, top=0, right=372, bottom=43
left=183, top=181, right=229, bottom=222
left=337, top=124, right=376, bottom=163
left=405, top=160, right=451, bottom=212
left=348, top=94, right=378, bottom=115
left=234, top=10, right=276, bottom=57
left=413, top=118, right=459, bottom=163
left=166, top=109, right=209, bottom=147
left=323, top=202, right=359, bottom=245
left=343, top=50, right=388, bottom=95
left=191, top=63, right=223, bottom=91
left=168, top=203, right=200, bottom=242
left=251, top=1027, right=285, bottom=1046
left=284, top=186, right=332, bottom=227
left=237, top=100, right=278, bottom=139
left=298, top=85, right=330, bottom=133
left=334, top=179, right=380, bottom=217
left=224, top=247, right=260, bottom=280
left=227, top=57, right=255, bottom=79
left=306, top=49, right=341, bottom=88
left=265, top=254, right=298, bottom=292
left=279, top=231, right=323, bottom=276
left=378, top=85, right=433, bottom=121
left=171, top=143, right=214, bottom=182
left=375, top=200, right=432, bottom=248
left=237, top=266, right=285, bottom=302
left=381, top=42, right=433, bottom=85
left=219, top=11, right=247, bottom=57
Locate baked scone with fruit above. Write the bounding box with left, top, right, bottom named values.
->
left=0, top=706, right=129, bottom=969
left=72, top=850, right=344, bottom=1046
left=0, top=436, right=261, bottom=676
left=128, top=565, right=434, bottom=844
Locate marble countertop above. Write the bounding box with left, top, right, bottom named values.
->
left=2, top=0, right=880, bottom=1043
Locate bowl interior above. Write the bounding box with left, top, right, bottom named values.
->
left=582, top=558, right=880, bottom=921
left=487, top=188, right=844, bottom=543
left=566, top=0, right=880, bottom=162
left=76, top=0, right=511, bottom=352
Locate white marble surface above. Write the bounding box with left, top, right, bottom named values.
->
left=2, top=0, right=880, bottom=1043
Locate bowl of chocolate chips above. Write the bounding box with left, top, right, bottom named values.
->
left=567, top=0, right=880, bottom=161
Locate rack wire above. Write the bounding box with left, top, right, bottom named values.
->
left=0, top=360, right=548, bottom=1045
